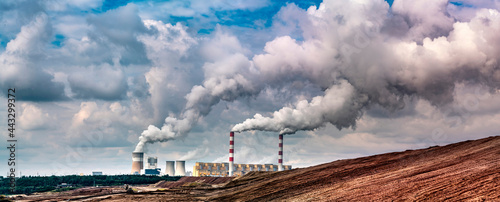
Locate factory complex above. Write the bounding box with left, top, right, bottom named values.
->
left=193, top=162, right=291, bottom=177
left=131, top=132, right=292, bottom=177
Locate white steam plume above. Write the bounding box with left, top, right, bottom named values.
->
left=137, top=0, right=500, bottom=150
left=135, top=52, right=259, bottom=152
left=232, top=2, right=500, bottom=134
left=232, top=80, right=367, bottom=134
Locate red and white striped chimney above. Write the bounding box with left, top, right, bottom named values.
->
left=229, top=131, right=234, bottom=176
left=278, top=134, right=283, bottom=171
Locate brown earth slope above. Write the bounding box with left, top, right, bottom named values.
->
left=14, top=135, right=500, bottom=201
left=156, top=176, right=234, bottom=188
left=210, top=135, right=500, bottom=201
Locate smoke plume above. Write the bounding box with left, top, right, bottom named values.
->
left=135, top=40, right=260, bottom=152
left=137, top=0, right=500, bottom=150
left=232, top=1, right=500, bottom=134
left=232, top=80, right=368, bottom=134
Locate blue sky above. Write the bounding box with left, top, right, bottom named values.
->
left=2, top=0, right=500, bottom=176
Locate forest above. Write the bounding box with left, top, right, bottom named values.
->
left=0, top=175, right=181, bottom=195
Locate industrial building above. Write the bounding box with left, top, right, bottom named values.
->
left=131, top=152, right=144, bottom=174
left=131, top=131, right=292, bottom=177
left=147, top=157, right=158, bottom=169
left=145, top=168, right=161, bottom=175
left=193, top=162, right=292, bottom=177
left=92, top=171, right=102, bottom=176
left=165, top=161, right=175, bottom=176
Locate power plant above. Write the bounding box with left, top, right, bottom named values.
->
left=131, top=152, right=144, bottom=174
left=278, top=134, right=283, bottom=171
left=147, top=157, right=158, bottom=169
left=193, top=162, right=291, bottom=177
left=130, top=153, right=186, bottom=176
left=131, top=131, right=292, bottom=177
left=165, top=161, right=175, bottom=176
left=145, top=157, right=161, bottom=175
left=229, top=131, right=235, bottom=176
left=175, top=161, right=186, bottom=176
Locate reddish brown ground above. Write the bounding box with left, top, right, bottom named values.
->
left=14, top=135, right=500, bottom=201
left=156, top=176, right=234, bottom=188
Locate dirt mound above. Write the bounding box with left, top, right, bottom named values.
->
left=210, top=135, right=500, bottom=201
left=156, top=176, right=234, bottom=188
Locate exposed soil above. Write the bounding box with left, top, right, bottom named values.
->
left=14, top=135, right=500, bottom=201
left=155, top=176, right=234, bottom=188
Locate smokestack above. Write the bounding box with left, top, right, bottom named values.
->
left=131, top=152, right=144, bottom=174
left=229, top=132, right=234, bottom=176
left=165, top=161, right=175, bottom=176
left=175, top=160, right=186, bottom=176
left=278, top=134, right=283, bottom=171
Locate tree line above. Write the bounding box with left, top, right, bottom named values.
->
left=0, top=175, right=181, bottom=195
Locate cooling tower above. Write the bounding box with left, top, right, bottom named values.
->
left=131, top=152, right=144, bottom=174
left=165, top=161, right=175, bottom=176
left=229, top=132, right=234, bottom=176
left=278, top=134, right=283, bottom=171
left=175, top=160, right=186, bottom=176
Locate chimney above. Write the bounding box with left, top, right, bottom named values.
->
left=175, top=160, right=186, bottom=176
left=165, top=161, right=175, bottom=176
left=229, top=132, right=234, bottom=176
left=131, top=152, right=144, bottom=174
left=278, top=134, right=283, bottom=171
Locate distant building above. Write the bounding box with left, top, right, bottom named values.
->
left=193, top=162, right=292, bottom=177
left=148, top=157, right=158, bottom=169
left=56, top=183, right=72, bottom=189
left=92, top=171, right=103, bottom=176
left=145, top=168, right=161, bottom=175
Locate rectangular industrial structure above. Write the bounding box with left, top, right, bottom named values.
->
left=193, top=162, right=292, bottom=177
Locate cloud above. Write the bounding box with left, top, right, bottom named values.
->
left=68, top=101, right=150, bottom=148
left=19, top=103, right=53, bottom=130
left=3, top=0, right=500, bottom=176
left=134, top=28, right=259, bottom=152
left=86, top=3, right=149, bottom=65
left=231, top=1, right=500, bottom=138
left=390, top=0, right=455, bottom=41
left=68, top=64, right=127, bottom=100
left=135, top=0, right=500, bottom=154
left=0, top=12, right=67, bottom=101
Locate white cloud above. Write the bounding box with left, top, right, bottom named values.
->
left=19, top=103, right=52, bottom=130
left=68, top=64, right=128, bottom=100
left=3, top=0, right=500, bottom=176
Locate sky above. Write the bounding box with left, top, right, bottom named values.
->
left=2, top=0, right=500, bottom=176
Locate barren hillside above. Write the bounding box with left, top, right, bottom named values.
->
left=210, top=135, right=500, bottom=201
left=14, top=136, right=500, bottom=201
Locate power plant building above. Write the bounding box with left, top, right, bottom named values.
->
left=175, top=160, right=186, bottom=176
left=131, top=152, right=144, bottom=174
left=145, top=168, right=161, bottom=175
left=165, top=161, right=175, bottom=176
left=147, top=157, right=158, bottom=169
left=193, top=162, right=292, bottom=177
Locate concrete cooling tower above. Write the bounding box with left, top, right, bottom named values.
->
left=131, top=152, right=144, bottom=174
left=175, top=160, right=186, bottom=176
left=165, top=161, right=175, bottom=176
